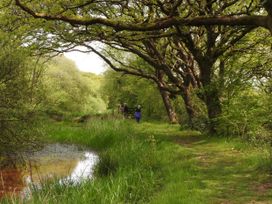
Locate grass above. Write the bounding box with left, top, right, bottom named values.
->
left=3, top=119, right=272, bottom=203
left=142, top=124, right=272, bottom=204
left=25, top=120, right=161, bottom=204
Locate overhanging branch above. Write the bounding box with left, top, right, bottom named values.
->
left=15, top=0, right=271, bottom=32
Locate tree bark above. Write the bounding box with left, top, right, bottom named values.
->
left=199, top=60, right=222, bottom=134
left=159, top=88, right=178, bottom=124
left=180, top=86, right=195, bottom=128
left=205, top=88, right=222, bottom=134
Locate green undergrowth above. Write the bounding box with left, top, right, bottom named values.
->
left=3, top=120, right=272, bottom=203
left=14, top=120, right=160, bottom=204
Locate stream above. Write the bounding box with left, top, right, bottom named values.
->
left=0, top=143, right=98, bottom=199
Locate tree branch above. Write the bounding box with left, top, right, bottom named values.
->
left=15, top=0, right=271, bottom=32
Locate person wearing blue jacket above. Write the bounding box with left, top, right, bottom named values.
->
left=134, top=105, right=142, bottom=123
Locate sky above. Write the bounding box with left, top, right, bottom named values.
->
left=64, top=46, right=106, bottom=75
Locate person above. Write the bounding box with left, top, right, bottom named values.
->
left=134, top=105, right=142, bottom=123
left=118, top=103, right=124, bottom=114
left=123, top=103, right=129, bottom=118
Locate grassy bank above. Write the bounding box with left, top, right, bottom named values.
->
left=31, top=120, right=160, bottom=204
left=4, top=120, right=272, bottom=203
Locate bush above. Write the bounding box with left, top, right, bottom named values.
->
left=217, top=90, right=272, bottom=143
left=0, top=43, right=43, bottom=157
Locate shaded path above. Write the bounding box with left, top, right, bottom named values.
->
left=173, top=134, right=272, bottom=204
left=137, top=122, right=272, bottom=204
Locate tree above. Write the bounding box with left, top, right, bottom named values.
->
left=100, top=50, right=180, bottom=123
left=0, top=34, right=44, bottom=158
left=102, top=70, right=179, bottom=121
left=9, top=0, right=272, bottom=132
left=13, top=0, right=272, bottom=33
left=42, top=56, right=107, bottom=118
left=77, top=1, right=265, bottom=131
left=216, top=28, right=272, bottom=137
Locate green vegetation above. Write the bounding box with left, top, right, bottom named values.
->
left=3, top=120, right=271, bottom=204
left=20, top=120, right=160, bottom=204
left=42, top=56, right=107, bottom=118
left=0, top=1, right=272, bottom=203
left=0, top=33, right=43, bottom=156
left=102, top=70, right=184, bottom=121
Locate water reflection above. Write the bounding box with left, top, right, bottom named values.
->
left=0, top=168, right=24, bottom=198
left=61, top=152, right=98, bottom=184
left=0, top=143, right=98, bottom=199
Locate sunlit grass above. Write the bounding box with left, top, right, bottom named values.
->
left=4, top=119, right=271, bottom=203
left=143, top=123, right=272, bottom=204
left=21, top=119, right=161, bottom=203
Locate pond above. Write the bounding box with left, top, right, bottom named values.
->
left=0, top=143, right=98, bottom=199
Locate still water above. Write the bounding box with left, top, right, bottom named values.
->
left=0, top=143, right=98, bottom=198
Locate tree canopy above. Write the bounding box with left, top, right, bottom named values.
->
left=1, top=0, right=271, bottom=133
left=13, top=0, right=272, bottom=33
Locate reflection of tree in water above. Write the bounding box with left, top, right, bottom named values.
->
left=0, top=165, right=24, bottom=198
left=0, top=144, right=98, bottom=199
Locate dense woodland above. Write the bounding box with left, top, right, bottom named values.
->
left=0, top=0, right=272, bottom=203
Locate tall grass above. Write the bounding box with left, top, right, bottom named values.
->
left=2, top=120, right=272, bottom=203
left=18, top=119, right=161, bottom=203
left=43, top=119, right=131, bottom=150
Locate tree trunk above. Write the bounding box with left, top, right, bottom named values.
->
left=180, top=86, right=195, bottom=128
left=205, top=88, right=222, bottom=134
left=159, top=88, right=178, bottom=124
left=199, top=60, right=222, bottom=134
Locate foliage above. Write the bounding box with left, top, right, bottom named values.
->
left=0, top=35, right=43, bottom=157
left=1, top=1, right=272, bottom=201
left=4, top=120, right=272, bottom=203
left=42, top=56, right=107, bottom=118
left=102, top=70, right=177, bottom=120
left=215, top=28, right=272, bottom=141
left=218, top=89, right=271, bottom=139
left=25, top=120, right=161, bottom=204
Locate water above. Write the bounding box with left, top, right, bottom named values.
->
left=0, top=143, right=98, bottom=198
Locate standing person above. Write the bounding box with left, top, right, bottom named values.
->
left=118, top=103, right=124, bottom=114
left=123, top=103, right=129, bottom=119
left=118, top=103, right=124, bottom=115
left=134, top=105, right=142, bottom=123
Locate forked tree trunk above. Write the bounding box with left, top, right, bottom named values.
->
left=159, top=88, right=178, bottom=124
